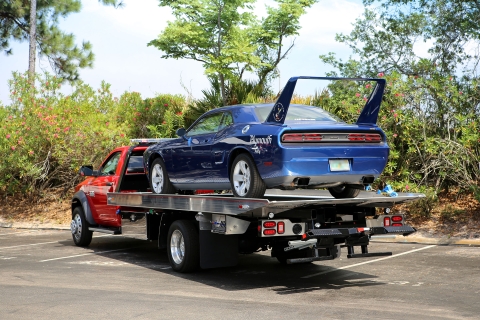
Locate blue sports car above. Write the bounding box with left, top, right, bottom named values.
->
left=143, top=76, right=389, bottom=198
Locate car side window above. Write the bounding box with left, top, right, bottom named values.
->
left=100, top=152, right=121, bottom=175
left=187, top=112, right=224, bottom=136
left=219, top=112, right=233, bottom=130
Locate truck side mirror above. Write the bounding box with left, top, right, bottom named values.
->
left=79, top=165, right=98, bottom=177
left=176, top=128, right=186, bottom=137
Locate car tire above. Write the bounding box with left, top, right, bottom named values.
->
left=167, top=220, right=200, bottom=273
left=149, top=157, right=175, bottom=194
left=328, top=185, right=361, bottom=198
left=230, top=154, right=266, bottom=198
left=71, top=206, right=93, bottom=247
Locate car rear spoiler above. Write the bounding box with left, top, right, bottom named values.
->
left=264, top=76, right=386, bottom=126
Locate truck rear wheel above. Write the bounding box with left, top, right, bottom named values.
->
left=71, top=206, right=93, bottom=247
left=167, top=220, right=200, bottom=273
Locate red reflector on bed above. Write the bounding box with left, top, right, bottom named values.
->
left=263, top=221, right=276, bottom=228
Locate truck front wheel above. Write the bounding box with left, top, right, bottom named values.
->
left=167, top=220, right=200, bottom=273
left=71, top=206, right=93, bottom=247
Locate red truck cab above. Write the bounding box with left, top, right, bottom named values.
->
left=74, top=145, right=150, bottom=228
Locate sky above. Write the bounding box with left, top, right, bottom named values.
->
left=0, top=0, right=365, bottom=105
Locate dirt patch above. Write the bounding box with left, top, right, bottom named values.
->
left=398, top=190, right=480, bottom=239
left=1, top=189, right=479, bottom=239
left=0, top=189, right=72, bottom=226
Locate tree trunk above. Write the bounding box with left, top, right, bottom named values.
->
left=219, top=73, right=226, bottom=106
left=28, top=0, right=37, bottom=83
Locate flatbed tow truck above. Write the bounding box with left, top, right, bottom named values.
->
left=71, top=140, right=424, bottom=273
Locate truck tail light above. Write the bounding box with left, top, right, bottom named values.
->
left=392, top=215, right=403, bottom=222
left=384, top=217, right=391, bottom=226
left=263, top=229, right=276, bottom=236
left=392, top=223, right=403, bottom=226
left=263, top=221, right=276, bottom=228
left=277, top=221, right=285, bottom=234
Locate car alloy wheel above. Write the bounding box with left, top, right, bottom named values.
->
left=232, top=159, right=251, bottom=197
left=151, top=163, right=164, bottom=193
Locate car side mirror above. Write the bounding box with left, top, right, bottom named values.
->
left=79, top=165, right=98, bottom=177
left=176, top=128, right=186, bottom=137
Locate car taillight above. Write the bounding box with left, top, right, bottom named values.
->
left=263, top=221, right=276, bottom=228
left=303, top=133, right=322, bottom=141
left=348, top=133, right=381, bottom=142
left=282, top=133, right=322, bottom=142
left=392, top=223, right=403, bottom=226
left=263, top=229, right=276, bottom=236
left=392, top=216, right=403, bottom=222
left=384, top=217, right=391, bottom=226
left=282, top=133, right=303, bottom=142
left=277, top=221, right=285, bottom=234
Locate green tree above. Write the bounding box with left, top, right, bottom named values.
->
left=148, top=0, right=316, bottom=105
left=363, top=0, right=480, bottom=75
left=318, top=2, right=480, bottom=193
left=0, top=0, right=123, bottom=81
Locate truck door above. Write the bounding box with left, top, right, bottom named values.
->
left=87, top=151, right=122, bottom=227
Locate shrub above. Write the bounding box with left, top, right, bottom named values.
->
left=0, top=72, right=129, bottom=196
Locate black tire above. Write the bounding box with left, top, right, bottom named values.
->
left=328, top=185, right=361, bottom=198
left=71, top=206, right=93, bottom=247
left=230, top=153, right=266, bottom=198
left=167, top=220, right=200, bottom=273
left=149, top=157, right=175, bottom=194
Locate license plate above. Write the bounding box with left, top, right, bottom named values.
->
left=329, top=159, right=350, bottom=172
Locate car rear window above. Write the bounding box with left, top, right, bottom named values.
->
left=126, top=155, right=144, bottom=173
left=255, top=105, right=340, bottom=122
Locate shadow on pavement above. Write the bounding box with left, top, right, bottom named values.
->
left=57, top=235, right=385, bottom=294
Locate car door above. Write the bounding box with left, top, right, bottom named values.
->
left=88, top=151, right=122, bottom=227
left=173, top=112, right=224, bottom=188
left=211, top=112, right=234, bottom=182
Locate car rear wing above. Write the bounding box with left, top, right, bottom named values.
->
left=265, top=76, right=386, bottom=126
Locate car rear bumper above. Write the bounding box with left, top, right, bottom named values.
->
left=260, top=156, right=387, bottom=188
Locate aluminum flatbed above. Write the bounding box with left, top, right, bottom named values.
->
left=107, top=189, right=425, bottom=217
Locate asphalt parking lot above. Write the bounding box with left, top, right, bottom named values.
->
left=1, top=228, right=480, bottom=319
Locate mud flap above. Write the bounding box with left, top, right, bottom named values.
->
left=199, top=230, right=238, bottom=269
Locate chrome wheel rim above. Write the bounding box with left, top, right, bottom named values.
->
left=151, top=163, right=164, bottom=193
left=170, top=229, right=185, bottom=265
left=233, top=160, right=251, bottom=197
left=71, top=213, right=82, bottom=241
